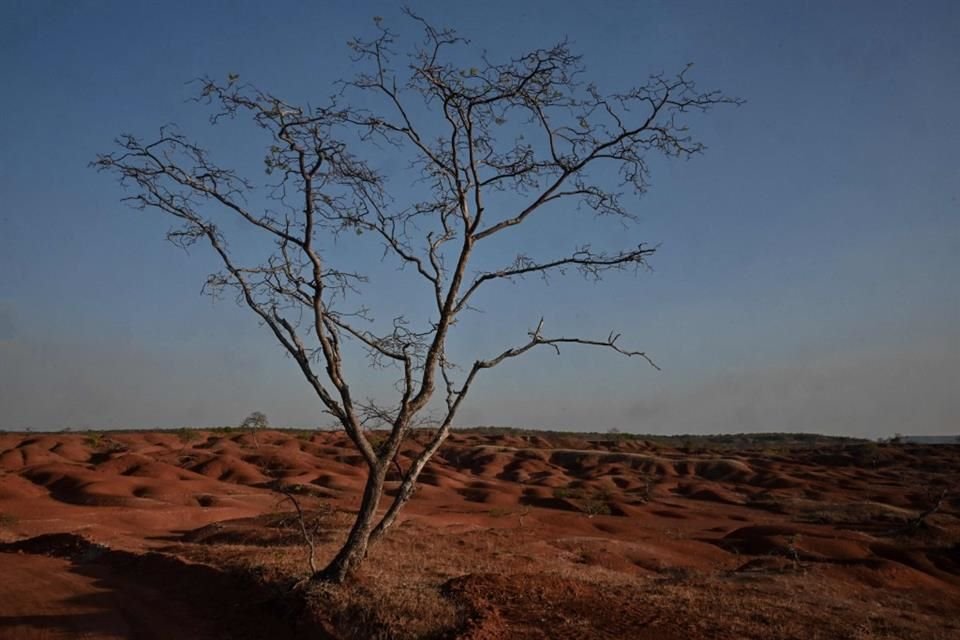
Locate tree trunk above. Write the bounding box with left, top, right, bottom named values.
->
left=367, top=478, right=413, bottom=546
left=313, top=463, right=387, bottom=583
left=367, top=426, right=454, bottom=547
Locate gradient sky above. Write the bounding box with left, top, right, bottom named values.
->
left=1, top=1, right=957, bottom=437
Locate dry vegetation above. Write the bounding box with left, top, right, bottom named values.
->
left=1, top=429, right=958, bottom=639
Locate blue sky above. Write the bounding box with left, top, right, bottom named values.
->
left=1, top=0, right=957, bottom=436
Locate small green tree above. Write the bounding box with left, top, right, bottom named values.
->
left=240, top=411, right=269, bottom=447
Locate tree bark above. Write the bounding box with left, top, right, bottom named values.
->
left=368, top=428, right=452, bottom=546
left=367, top=478, right=414, bottom=546
left=313, top=463, right=387, bottom=583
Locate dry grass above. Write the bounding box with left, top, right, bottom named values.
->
left=156, top=512, right=959, bottom=639
left=11, top=430, right=947, bottom=639
left=165, top=516, right=489, bottom=639
left=309, top=572, right=462, bottom=640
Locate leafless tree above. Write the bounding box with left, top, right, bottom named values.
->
left=94, top=11, right=740, bottom=583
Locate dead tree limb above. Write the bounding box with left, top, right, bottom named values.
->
left=279, top=488, right=318, bottom=576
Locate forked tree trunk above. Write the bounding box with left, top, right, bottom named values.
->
left=367, top=481, right=414, bottom=547
left=313, top=463, right=388, bottom=583
left=367, top=427, right=453, bottom=546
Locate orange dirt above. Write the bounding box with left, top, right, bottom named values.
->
left=0, top=430, right=958, bottom=639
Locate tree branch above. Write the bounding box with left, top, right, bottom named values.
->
left=455, top=244, right=656, bottom=314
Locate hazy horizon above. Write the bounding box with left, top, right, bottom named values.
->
left=2, top=1, right=958, bottom=438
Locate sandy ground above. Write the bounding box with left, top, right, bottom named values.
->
left=1, top=429, right=958, bottom=639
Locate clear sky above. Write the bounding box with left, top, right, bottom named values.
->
left=1, top=0, right=957, bottom=437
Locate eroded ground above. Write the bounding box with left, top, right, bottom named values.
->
left=1, top=430, right=958, bottom=639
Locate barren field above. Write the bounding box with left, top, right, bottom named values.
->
left=0, top=429, right=958, bottom=639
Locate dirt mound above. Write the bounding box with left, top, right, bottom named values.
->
left=675, top=482, right=747, bottom=505
left=1, top=431, right=959, bottom=638
left=0, top=532, right=109, bottom=559
left=0, top=533, right=311, bottom=639
left=190, top=455, right=269, bottom=484
left=180, top=510, right=346, bottom=547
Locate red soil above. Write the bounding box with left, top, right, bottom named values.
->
left=0, top=430, right=958, bottom=639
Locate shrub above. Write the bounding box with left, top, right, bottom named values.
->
left=582, top=497, right=611, bottom=517
left=592, top=485, right=614, bottom=501
left=176, top=427, right=201, bottom=443
left=240, top=411, right=269, bottom=446
left=84, top=431, right=103, bottom=448
left=210, top=425, right=241, bottom=434
left=552, top=486, right=583, bottom=500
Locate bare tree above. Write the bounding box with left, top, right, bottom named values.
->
left=94, top=11, right=739, bottom=583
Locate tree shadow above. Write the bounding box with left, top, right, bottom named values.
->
left=0, top=548, right=310, bottom=640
